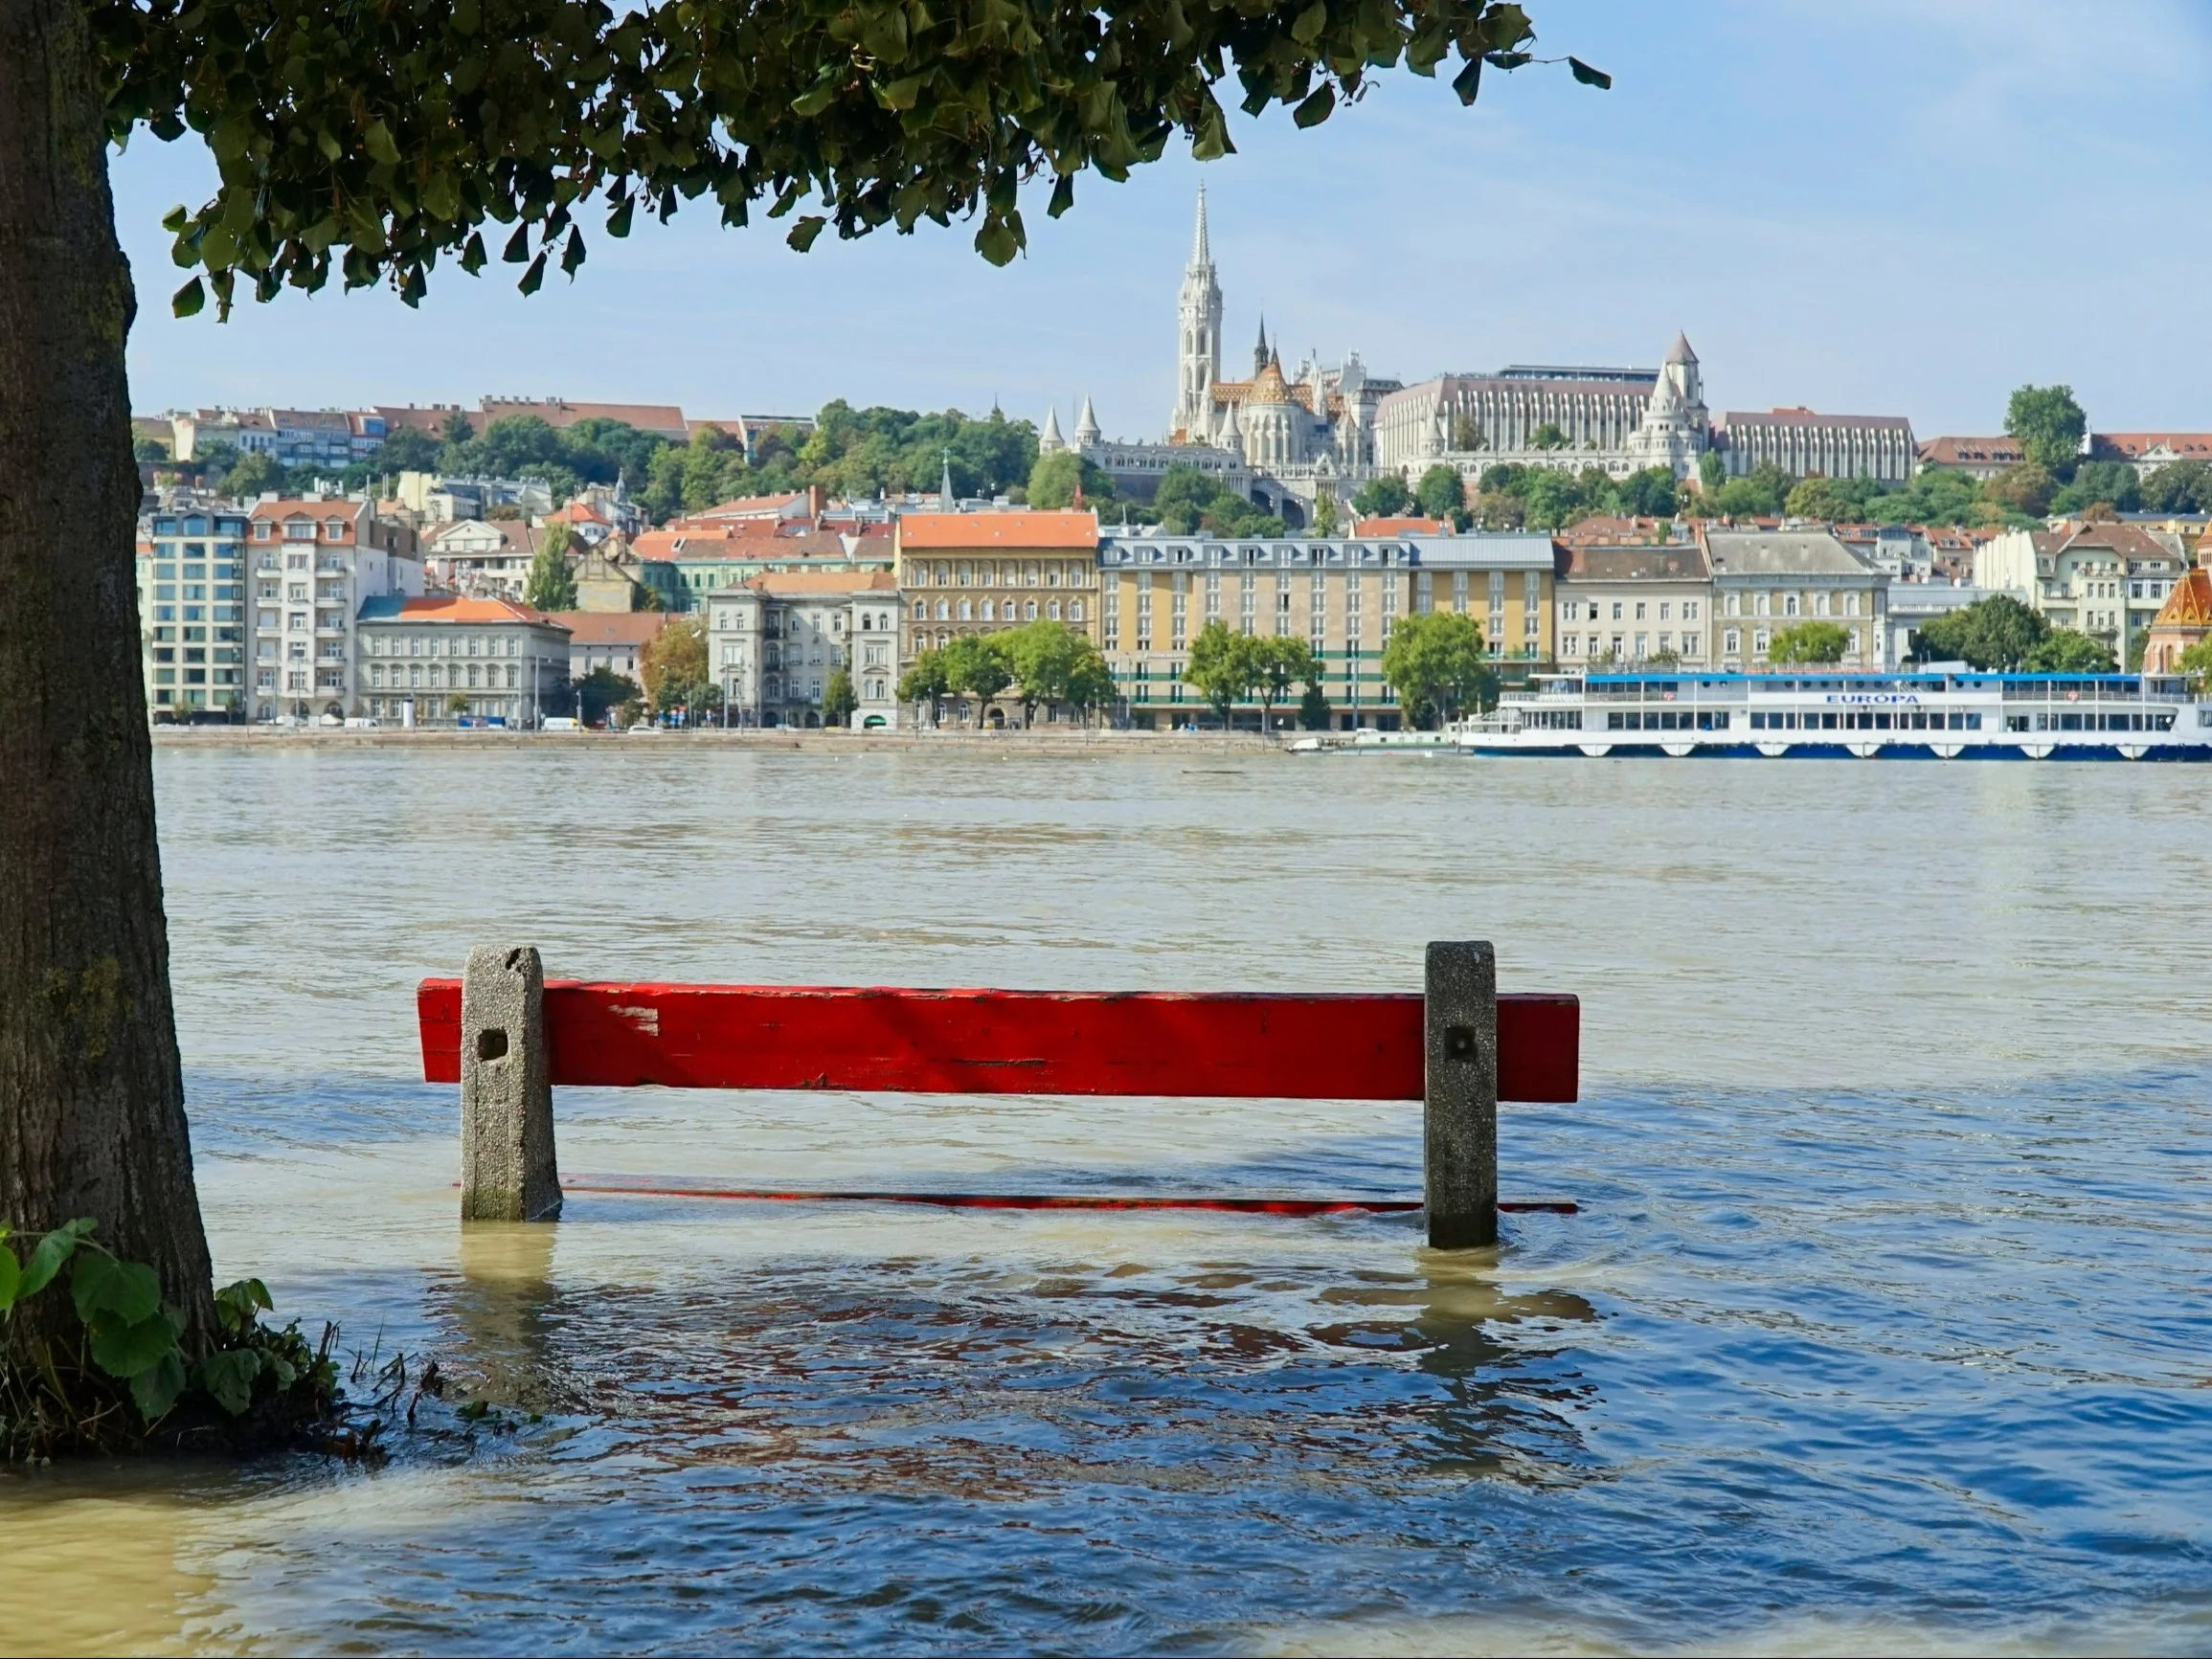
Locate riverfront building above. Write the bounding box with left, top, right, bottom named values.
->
left=246, top=497, right=423, bottom=721
left=1975, top=521, right=2191, bottom=667
left=706, top=571, right=903, bottom=729
left=1555, top=542, right=1714, bottom=669
left=354, top=595, right=573, bottom=725
left=1707, top=529, right=1887, bottom=671
left=137, top=501, right=252, bottom=718
left=1096, top=531, right=1557, bottom=729
left=894, top=510, right=1100, bottom=665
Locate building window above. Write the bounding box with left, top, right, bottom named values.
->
left=1724, top=628, right=1740, bottom=656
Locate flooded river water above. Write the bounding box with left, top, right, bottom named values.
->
left=4, top=744, right=2208, bottom=1654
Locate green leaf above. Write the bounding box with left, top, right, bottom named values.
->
left=1568, top=57, right=1613, bottom=90
left=1047, top=173, right=1074, bottom=219
left=1293, top=84, right=1335, bottom=128
left=1291, top=1, right=1326, bottom=45
left=560, top=228, right=587, bottom=276
left=1451, top=57, right=1482, bottom=104
left=194, top=1349, right=262, bottom=1416
left=460, top=231, right=487, bottom=275
left=1483, top=50, right=1530, bottom=69
left=171, top=278, right=206, bottom=319
left=0, top=1245, right=18, bottom=1314
left=18, top=1220, right=93, bottom=1300
left=606, top=195, right=635, bottom=238
left=785, top=214, right=826, bottom=253
left=89, top=1310, right=180, bottom=1379
left=517, top=252, right=547, bottom=296
left=72, top=1254, right=160, bottom=1325
left=214, top=1277, right=272, bottom=1334
left=364, top=120, right=401, bottom=167
left=974, top=215, right=1018, bottom=266
left=130, top=1351, right=187, bottom=1423
left=160, top=204, right=189, bottom=234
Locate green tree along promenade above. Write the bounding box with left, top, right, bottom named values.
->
left=1181, top=622, right=1321, bottom=732
left=2, top=0, right=1602, bottom=1450
left=1379, top=612, right=1497, bottom=728
left=1768, top=621, right=1850, bottom=666
left=822, top=668, right=859, bottom=728
left=1909, top=595, right=2114, bottom=673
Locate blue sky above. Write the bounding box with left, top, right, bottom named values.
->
left=113, top=0, right=2212, bottom=441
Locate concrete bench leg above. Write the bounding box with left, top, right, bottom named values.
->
left=460, top=944, right=562, bottom=1222
left=1424, top=940, right=1498, bottom=1249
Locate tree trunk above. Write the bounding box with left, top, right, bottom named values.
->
left=0, top=0, right=215, bottom=1356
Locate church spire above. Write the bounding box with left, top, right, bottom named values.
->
left=1190, top=180, right=1211, bottom=267
left=939, top=449, right=956, bottom=509
left=1253, top=314, right=1269, bottom=375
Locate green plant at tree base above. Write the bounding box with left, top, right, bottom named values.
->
left=1, top=1220, right=337, bottom=1458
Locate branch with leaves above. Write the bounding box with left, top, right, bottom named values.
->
left=93, top=0, right=1604, bottom=318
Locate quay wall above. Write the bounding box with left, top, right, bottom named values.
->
left=150, top=727, right=1291, bottom=756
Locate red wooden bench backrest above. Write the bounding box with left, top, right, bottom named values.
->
left=417, top=981, right=1579, bottom=1103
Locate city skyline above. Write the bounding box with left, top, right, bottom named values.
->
left=111, top=0, right=2212, bottom=439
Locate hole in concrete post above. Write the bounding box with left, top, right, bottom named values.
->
left=1445, top=1023, right=1477, bottom=1060
left=477, top=1027, right=510, bottom=1063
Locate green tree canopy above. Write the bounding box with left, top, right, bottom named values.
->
left=1767, top=620, right=1849, bottom=665
left=2049, top=460, right=2142, bottom=517
left=2177, top=634, right=2212, bottom=688
left=2142, top=460, right=2212, bottom=514
left=897, top=647, right=951, bottom=724
left=2021, top=628, right=2114, bottom=673
left=1152, top=466, right=1284, bottom=537
left=2005, top=384, right=2088, bottom=477
left=1909, top=594, right=2049, bottom=670
left=1983, top=462, right=2056, bottom=519
left=575, top=665, right=640, bottom=726
left=1027, top=450, right=1114, bottom=510
left=1617, top=466, right=1679, bottom=519
left=1184, top=619, right=1255, bottom=723
left=1379, top=611, right=1495, bottom=727
left=823, top=667, right=858, bottom=727
left=942, top=632, right=1013, bottom=722
left=1414, top=464, right=1465, bottom=520
left=1004, top=617, right=1088, bottom=722
left=522, top=532, right=579, bottom=611
left=1351, top=475, right=1412, bottom=519
left=1528, top=422, right=1568, bottom=451
left=1251, top=636, right=1319, bottom=731
left=639, top=615, right=708, bottom=710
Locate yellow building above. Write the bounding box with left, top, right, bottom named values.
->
left=893, top=510, right=1101, bottom=662
left=1096, top=531, right=1559, bottom=730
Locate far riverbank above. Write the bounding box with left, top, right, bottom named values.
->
left=150, top=726, right=1291, bottom=756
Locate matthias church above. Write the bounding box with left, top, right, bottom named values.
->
left=1039, top=187, right=1914, bottom=527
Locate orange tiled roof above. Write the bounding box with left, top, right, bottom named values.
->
left=250, top=498, right=364, bottom=521
left=395, top=595, right=560, bottom=625
left=1353, top=517, right=1448, bottom=535
left=896, top=510, right=1098, bottom=549
left=747, top=571, right=900, bottom=595
left=2151, top=568, right=2212, bottom=630
left=546, top=611, right=673, bottom=645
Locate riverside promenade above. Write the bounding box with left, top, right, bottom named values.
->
left=149, top=726, right=1291, bottom=755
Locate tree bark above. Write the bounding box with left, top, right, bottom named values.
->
left=0, top=0, right=215, bottom=1356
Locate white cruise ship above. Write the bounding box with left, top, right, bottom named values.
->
left=1444, top=670, right=2212, bottom=760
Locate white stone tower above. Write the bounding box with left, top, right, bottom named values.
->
left=1170, top=182, right=1224, bottom=440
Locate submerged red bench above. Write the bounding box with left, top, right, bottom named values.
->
left=418, top=941, right=1579, bottom=1248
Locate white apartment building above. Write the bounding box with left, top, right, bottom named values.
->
left=1975, top=521, right=2189, bottom=666
left=706, top=572, right=903, bottom=729
left=424, top=518, right=543, bottom=597
left=136, top=500, right=252, bottom=717
left=247, top=498, right=423, bottom=720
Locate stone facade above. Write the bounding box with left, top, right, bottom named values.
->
left=1706, top=529, right=1887, bottom=671
left=1095, top=530, right=1556, bottom=730
left=1975, top=522, right=2190, bottom=666
left=1554, top=542, right=1715, bottom=670
left=894, top=510, right=1100, bottom=663
left=354, top=595, right=573, bottom=725
left=706, top=571, right=903, bottom=729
